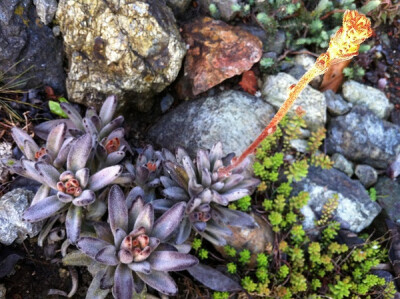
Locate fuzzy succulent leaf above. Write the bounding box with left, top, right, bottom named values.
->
left=147, top=251, right=198, bottom=272
left=11, top=127, right=38, bottom=158
left=136, top=271, right=177, bottom=296
left=72, top=190, right=96, bottom=206
left=60, top=102, right=85, bottom=131
left=67, top=134, right=92, bottom=172
left=134, top=204, right=154, bottom=233
left=152, top=202, right=186, bottom=241
left=99, top=95, right=117, bottom=125
left=76, top=237, right=112, bottom=259
left=23, top=195, right=66, bottom=222
left=113, top=264, right=134, bottom=299
left=35, top=162, right=59, bottom=189
left=46, top=123, right=67, bottom=157
left=86, top=270, right=110, bottom=299
left=108, top=185, right=128, bottom=234
left=95, top=245, right=119, bottom=266
left=88, top=165, right=123, bottom=192
left=66, top=205, right=82, bottom=244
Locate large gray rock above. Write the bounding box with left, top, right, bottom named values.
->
left=56, top=0, right=186, bottom=111
left=0, top=142, right=12, bottom=183
left=33, top=0, right=57, bottom=25
left=0, top=0, right=65, bottom=93
left=0, top=188, right=43, bottom=245
left=374, top=177, right=400, bottom=224
left=342, top=80, right=393, bottom=119
left=324, top=90, right=352, bottom=116
left=326, top=106, right=400, bottom=169
left=148, top=90, right=276, bottom=156
left=293, top=167, right=381, bottom=233
left=261, top=72, right=326, bottom=131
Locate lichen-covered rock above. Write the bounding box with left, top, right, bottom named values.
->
left=148, top=90, right=275, bottom=156
left=33, top=0, right=57, bottom=25
left=375, top=177, right=400, bottom=224
left=262, top=72, right=327, bottom=131
left=0, top=142, right=12, bottom=183
left=324, top=90, right=352, bottom=116
left=326, top=106, right=400, bottom=169
left=0, top=188, right=43, bottom=245
left=166, top=0, right=191, bottom=15
left=177, top=17, right=262, bottom=98
left=354, top=164, right=378, bottom=188
left=332, top=153, right=354, bottom=177
left=293, top=167, right=381, bottom=233
left=342, top=80, right=393, bottom=119
left=56, top=0, right=185, bottom=111
left=0, top=0, right=65, bottom=93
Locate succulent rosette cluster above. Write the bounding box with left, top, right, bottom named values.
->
left=76, top=185, right=198, bottom=298
left=155, top=143, right=260, bottom=246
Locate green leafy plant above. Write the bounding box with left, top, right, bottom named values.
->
left=48, top=97, right=69, bottom=118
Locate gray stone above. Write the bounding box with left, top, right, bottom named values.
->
left=33, top=0, right=57, bottom=25
left=0, top=284, right=5, bottom=299
left=293, top=166, right=381, bottom=233
left=332, top=153, right=354, bottom=177
left=262, top=72, right=326, bottom=131
left=0, top=142, right=12, bottom=183
left=342, top=80, right=393, bottom=119
left=354, top=164, right=378, bottom=188
left=198, top=0, right=239, bottom=21
left=148, top=90, right=276, bottom=156
left=326, top=106, right=400, bottom=169
left=293, top=54, right=322, bottom=89
left=0, top=188, right=43, bottom=245
left=160, top=93, right=174, bottom=113
left=374, top=177, right=400, bottom=224
left=56, top=0, right=186, bottom=111
left=324, top=90, right=352, bottom=116
left=289, top=139, right=308, bottom=153
left=166, top=0, right=191, bottom=15
left=0, top=0, right=65, bottom=93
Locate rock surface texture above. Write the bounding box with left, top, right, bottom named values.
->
left=293, top=167, right=381, bottom=233
left=375, top=177, right=400, bottom=224
left=56, top=0, right=185, bottom=111
left=33, top=0, right=57, bottom=25
left=326, top=106, right=400, bottom=169
left=178, top=17, right=262, bottom=97
left=262, top=72, right=327, bottom=131
left=324, top=90, right=352, bottom=116
left=0, top=0, right=65, bottom=93
left=0, top=142, right=12, bottom=183
left=0, top=188, right=43, bottom=245
left=148, top=90, right=275, bottom=156
left=342, top=80, right=393, bottom=119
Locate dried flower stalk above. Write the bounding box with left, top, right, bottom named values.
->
left=218, top=10, right=373, bottom=177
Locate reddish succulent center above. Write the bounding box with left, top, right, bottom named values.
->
left=35, top=147, right=48, bottom=160
left=146, top=162, right=157, bottom=172
left=57, top=174, right=82, bottom=197
left=105, top=137, right=120, bottom=154
left=121, top=233, right=149, bottom=258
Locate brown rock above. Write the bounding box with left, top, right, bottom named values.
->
left=214, top=213, right=274, bottom=266
left=178, top=17, right=262, bottom=98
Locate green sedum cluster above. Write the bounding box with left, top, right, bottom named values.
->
left=219, top=114, right=396, bottom=298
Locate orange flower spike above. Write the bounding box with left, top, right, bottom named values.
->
left=218, top=10, right=372, bottom=178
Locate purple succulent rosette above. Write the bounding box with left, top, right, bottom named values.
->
left=21, top=133, right=123, bottom=243
left=77, top=185, right=198, bottom=298
left=155, top=142, right=260, bottom=246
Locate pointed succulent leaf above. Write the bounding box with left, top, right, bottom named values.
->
left=93, top=222, right=114, bottom=244
left=72, top=190, right=96, bottom=206
left=162, top=187, right=189, bottom=201
left=209, top=142, right=223, bottom=169
left=53, top=137, right=74, bottom=169
left=186, top=198, right=202, bottom=214
left=96, top=143, right=107, bottom=161
left=19, top=159, right=44, bottom=183
left=57, top=191, right=73, bottom=203
left=23, top=195, right=65, bottom=222
left=23, top=140, right=39, bottom=160
left=160, top=176, right=179, bottom=188
left=201, top=168, right=212, bottom=187
left=76, top=237, right=111, bottom=259
left=62, top=250, right=94, bottom=267
left=66, top=205, right=83, bottom=243
left=88, top=165, right=122, bottom=191
left=128, top=261, right=151, bottom=274
left=213, top=206, right=257, bottom=228
left=35, top=162, right=59, bottom=189
left=193, top=221, right=207, bottom=232
left=60, top=102, right=84, bottom=131
left=11, top=127, right=38, bottom=156
left=106, top=127, right=125, bottom=141
left=188, top=177, right=204, bottom=198
left=221, top=174, right=244, bottom=192
left=211, top=190, right=228, bottom=206
left=164, top=161, right=189, bottom=191
left=204, top=220, right=232, bottom=237
left=35, top=119, right=76, bottom=140
left=148, top=237, right=160, bottom=252
left=175, top=217, right=192, bottom=245
left=137, top=271, right=177, bottom=296
left=98, top=116, right=124, bottom=140
left=86, top=269, right=110, bottom=299
left=221, top=188, right=251, bottom=202
left=114, top=228, right=127, bottom=249
left=75, top=168, right=90, bottom=188
left=108, top=185, right=128, bottom=234
left=151, top=199, right=173, bottom=212
left=162, top=148, right=175, bottom=162
left=95, top=245, right=118, bottom=266
left=67, top=134, right=92, bottom=172
left=83, top=117, right=98, bottom=135
left=147, top=178, right=160, bottom=188
left=175, top=147, right=190, bottom=163
left=128, top=196, right=145, bottom=230
left=134, top=204, right=154, bottom=233
left=152, top=202, right=186, bottom=241
left=234, top=177, right=261, bottom=191
left=46, top=123, right=67, bottom=157
left=111, top=172, right=133, bottom=186
left=112, top=264, right=133, bottom=299
left=105, top=151, right=125, bottom=167
left=126, top=186, right=144, bottom=206
left=188, top=264, right=242, bottom=292
left=31, top=184, right=50, bottom=205
left=99, top=95, right=117, bottom=125
left=181, top=155, right=196, bottom=181
left=196, top=150, right=210, bottom=176
left=134, top=165, right=149, bottom=185
left=37, top=153, right=52, bottom=164
left=90, top=115, right=102, bottom=132
left=148, top=251, right=198, bottom=272
left=85, top=107, right=98, bottom=119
